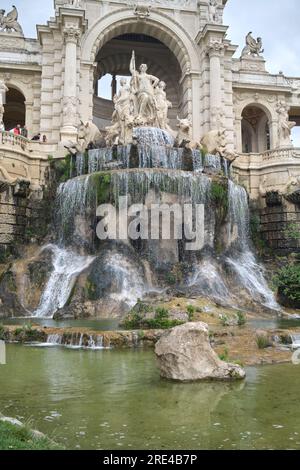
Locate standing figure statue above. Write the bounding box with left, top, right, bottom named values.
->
left=154, top=81, right=172, bottom=131
left=106, top=78, right=134, bottom=145
left=276, top=101, right=296, bottom=147
left=241, top=32, right=264, bottom=57
left=130, top=51, right=160, bottom=126
left=208, top=0, right=218, bottom=23
left=0, top=6, right=23, bottom=35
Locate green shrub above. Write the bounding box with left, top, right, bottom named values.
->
left=187, top=305, right=195, bottom=321
left=0, top=324, right=5, bottom=340
left=220, top=314, right=230, bottom=327
left=284, top=223, right=300, bottom=240
left=236, top=311, right=246, bottom=327
left=273, top=264, right=300, bottom=306
left=256, top=334, right=271, bottom=349
left=219, top=347, right=229, bottom=362
left=123, top=305, right=183, bottom=330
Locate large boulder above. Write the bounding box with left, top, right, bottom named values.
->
left=155, top=322, right=246, bottom=382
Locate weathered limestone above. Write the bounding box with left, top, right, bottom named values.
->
left=155, top=322, right=246, bottom=381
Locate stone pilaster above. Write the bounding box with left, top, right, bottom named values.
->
left=60, top=25, right=81, bottom=143
left=207, top=39, right=224, bottom=130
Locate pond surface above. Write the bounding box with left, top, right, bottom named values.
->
left=1, top=318, right=120, bottom=331
left=1, top=344, right=300, bottom=450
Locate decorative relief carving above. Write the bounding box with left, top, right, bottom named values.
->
left=206, top=39, right=224, bottom=57
left=63, top=26, right=81, bottom=43
left=134, top=5, right=151, bottom=19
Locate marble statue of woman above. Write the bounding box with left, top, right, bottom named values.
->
left=106, top=78, right=134, bottom=145
left=130, top=51, right=160, bottom=126
left=154, top=81, right=172, bottom=130
left=276, top=100, right=296, bottom=147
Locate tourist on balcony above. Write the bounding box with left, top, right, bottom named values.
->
left=42, top=135, right=47, bottom=143
left=21, top=126, right=28, bottom=138
left=13, top=124, right=21, bottom=135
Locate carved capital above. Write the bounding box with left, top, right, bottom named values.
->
left=63, top=26, right=81, bottom=44
left=206, top=40, right=224, bottom=58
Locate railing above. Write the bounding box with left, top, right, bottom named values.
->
left=0, top=131, right=29, bottom=153
left=261, top=147, right=300, bottom=161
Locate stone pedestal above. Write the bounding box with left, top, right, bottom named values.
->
left=239, top=55, right=266, bottom=73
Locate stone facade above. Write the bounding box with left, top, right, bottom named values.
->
left=0, top=0, right=300, bottom=251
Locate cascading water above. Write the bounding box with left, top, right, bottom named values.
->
left=33, top=245, right=94, bottom=318
left=31, top=125, right=278, bottom=319
left=105, top=252, right=146, bottom=308
left=189, top=180, right=279, bottom=310
left=226, top=181, right=279, bottom=309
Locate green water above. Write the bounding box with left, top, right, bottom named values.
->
left=1, top=344, right=300, bottom=450
left=1, top=318, right=120, bottom=331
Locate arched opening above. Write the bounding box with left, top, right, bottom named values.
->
left=93, top=33, right=182, bottom=131
left=3, top=87, right=26, bottom=131
left=289, top=106, right=300, bottom=147
left=241, top=105, right=271, bottom=153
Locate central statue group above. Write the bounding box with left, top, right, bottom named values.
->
left=67, top=51, right=238, bottom=163
left=106, top=51, right=174, bottom=145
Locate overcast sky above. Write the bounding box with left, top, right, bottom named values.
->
left=2, top=0, right=300, bottom=76
left=2, top=1, right=299, bottom=142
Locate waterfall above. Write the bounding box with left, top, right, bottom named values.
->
left=55, top=175, right=92, bottom=245
left=133, top=127, right=175, bottom=146
left=105, top=252, right=146, bottom=308
left=33, top=245, right=95, bottom=318
left=188, top=259, right=231, bottom=302
left=189, top=180, right=279, bottom=310
left=37, top=333, right=107, bottom=349
left=226, top=181, right=279, bottom=310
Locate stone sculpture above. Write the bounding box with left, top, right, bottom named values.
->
left=276, top=101, right=296, bottom=147
left=208, top=0, right=218, bottom=23
left=65, top=121, right=102, bottom=154
left=241, top=32, right=264, bottom=57
left=130, top=51, right=160, bottom=126
left=105, top=51, right=175, bottom=144
left=0, top=6, right=23, bottom=35
left=176, top=117, right=200, bottom=149
left=154, top=81, right=172, bottom=131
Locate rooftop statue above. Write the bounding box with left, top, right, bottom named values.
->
left=0, top=5, right=23, bottom=35
left=241, top=32, right=264, bottom=57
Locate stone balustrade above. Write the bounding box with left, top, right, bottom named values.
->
left=0, top=131, right=29, bottom=153
left=261, top=147, right=300, bottom=162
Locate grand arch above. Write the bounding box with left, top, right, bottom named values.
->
left=234, top=97, right=277, bottom=153
left=79, top=8, right=202, bottom=139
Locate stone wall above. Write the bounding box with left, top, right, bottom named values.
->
left=0, top=184, right=52, bottom=259
left=0, top=186, right=29, bottom=247
left=260, top=199, right=300, bottom=253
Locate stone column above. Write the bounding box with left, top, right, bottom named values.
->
left=111, top=75, right=117, bottom=100
left=61, top=26, right=81, bottom=142
left=207, top=40, right=224, bottom=130
left=0, top=80, right=8, bottom=128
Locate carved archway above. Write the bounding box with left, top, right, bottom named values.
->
left=3, top=87, right=26, bottom=131
left=80, top=8, right=201, bottom=138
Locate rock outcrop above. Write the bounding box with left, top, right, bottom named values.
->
left=155, top=322, right=246, bottom=382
